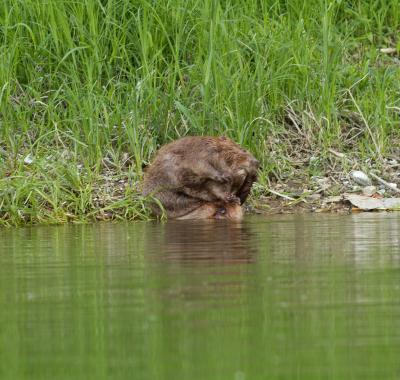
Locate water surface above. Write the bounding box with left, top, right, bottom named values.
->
left=0, top=213, right=399, bottom=379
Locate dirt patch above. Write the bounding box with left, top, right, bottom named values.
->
left=248, top=194, right=350, bottom=216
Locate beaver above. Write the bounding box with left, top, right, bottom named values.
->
left=142, top=136, right=259, bottom=219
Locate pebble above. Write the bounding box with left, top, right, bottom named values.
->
left=362, top=185, right=377, bottom=196
left=24, top=154, right=34, bottom=164
left=350, top=170, right=372, bottom=186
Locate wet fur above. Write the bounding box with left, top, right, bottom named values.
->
left=142, top=136, right=259, bottom=219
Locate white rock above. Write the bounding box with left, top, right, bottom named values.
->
left=345, top=193, right=400, bottom=210
left=24, top=154, right=34, bottom=164
left=350, top=170, right=372, bottom=186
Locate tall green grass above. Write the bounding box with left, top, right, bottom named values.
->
left=1, top=0, right=400, bottom=225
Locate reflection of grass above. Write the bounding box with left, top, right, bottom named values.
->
left=1, top=0, right=399, bottom=225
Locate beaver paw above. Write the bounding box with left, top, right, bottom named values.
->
left=225, top=193, right=240, bottom=204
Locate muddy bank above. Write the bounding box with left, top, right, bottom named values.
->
left=1, top=144, right=399, bottom=226
left=61, top=147, right=400, bottom=220
left=250, top=148, right=400, bottom=216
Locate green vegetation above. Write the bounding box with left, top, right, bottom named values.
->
left=1, top=0, right=399, bottom=225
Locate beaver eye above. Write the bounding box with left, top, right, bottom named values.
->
left=216, top=207, right=226, bottom=215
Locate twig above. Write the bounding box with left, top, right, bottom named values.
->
left=267, top=189, right=295, bottom=201
left=369, top=173, right=400, bottom=194
left=328, top=148, right=350, bottom=162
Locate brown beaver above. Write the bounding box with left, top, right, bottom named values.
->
left=142, top=136, right=259, bottom=219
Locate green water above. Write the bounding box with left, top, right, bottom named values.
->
left=0, top=214, right=399, bottom=380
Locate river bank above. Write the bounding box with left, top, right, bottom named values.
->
left=2, top=141, right=399, bottom=226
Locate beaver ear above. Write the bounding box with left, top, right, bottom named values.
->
left=251, top=158, right=260, bottom=169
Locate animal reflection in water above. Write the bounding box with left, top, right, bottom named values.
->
left=146, top=220, right=257, bottom=264
left=142, top=136, right=259, bottom=220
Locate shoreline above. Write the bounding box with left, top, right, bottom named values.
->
left=2, top=148, right=399, bottom=227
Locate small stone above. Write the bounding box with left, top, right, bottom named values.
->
left=362, top=185, right=377, bottom=196
left=377, top=189, right=386, bottom=195
left=388, top=182, right=398, bottom=189
left=24, top=154, right=34, bottom=164
left=350, top=170, right=372, bottom=186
